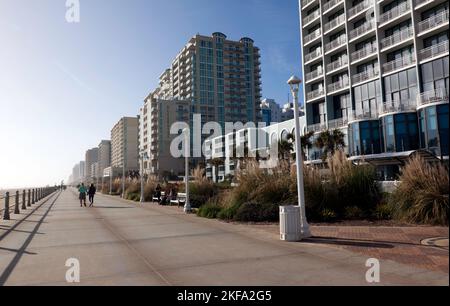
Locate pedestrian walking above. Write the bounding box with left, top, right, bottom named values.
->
left=78, top=183, right=87, bottom=207
left=88, top=183, right=96, bottom=207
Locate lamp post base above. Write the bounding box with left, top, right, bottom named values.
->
left=300, top=225, right=312, bottom=239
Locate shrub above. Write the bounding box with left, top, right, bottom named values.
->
left=390, top=156, right=449, bottom=225
left=197, top=198, right=223, bottom=219
left=372, top=203, right=393, bottom=220
left=320, top=208, right=338, bottom=223
left=233, top=202, right=280, bottom=222
left=344, top=206, right=365, bottom=220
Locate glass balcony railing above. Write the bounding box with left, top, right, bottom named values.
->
left=348, top=109, right=379, bottom=122
left=348, top=0, right=371, bottom=19
left=349, top=21, right=375, bottom=41
left=419, top=41, right=449, bottom=62
left=417, top=10, right=449, bottom=35
left=383, top=56, right=416, bottom=74
left=323, top=14, right=346, bottom=33
left=303, top=10, right=320, bottom=26
left=305, top=69, right=324, bottom=82
left=379, top=99, right=417, bottom=115
left=352, top=67, right=380, bottom=84
left=325, top=35, right=347, bottom=53
left=301, top=0, right=316, bottom=10
left=380, top=27, right=414, bottom=50
left=417, top=88, right=449, bottom=107
left=307, top=122, right=327, bottom=133
left=327, top=78, right=349, bottom=93
left=414, top=0, right=433, bottom=8
left=351, top=44, right=377, bottom=62
left=304, top=48, right=322, bottom=63
left=307, top=88, right=325, bottom=101
left=328, top=117, right=349, bottom=129
left=304, top=29, right=321, bottom=45
left=379, top=1, right=411, bottom=25
left=323, top=0, right=343, bottom=13
left=327, top=57, right=348, bottom=72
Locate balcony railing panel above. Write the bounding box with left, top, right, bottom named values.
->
left=419, top=41, right=449, bottom=62
left=305, top=69, right=324, bottom=82
left=328, top=117, right=349, bottom=129
left=379, top=2, right=411, bottom=25
left=327, top=57, right=348, bottom=72
left=379, top=99, right=417, bottom=115
left=307, top=88, right=325, bottom=101
left=418, top=10, right=449, bottom=34
left=305, top=48, right=322, bottom=63
left=418, top=88, right=449, bottom=107
left=380, top=27, right=414, bottom=50
left=349, top=109, right=379, bottom=122
left=304, top=29, right=321, bottom=45
left=349, top=21, right=375, bottom=40
left=352, top=67, right=380, bottom=84
left=323, top=0, right=343, bottom=13
left=324, top=14, right=346, bottom=33
left=327, top=78, right=350, bottom=93
left=307, top=122, right=327, bottom=133
left=325, top=35, right=347, bottom=53
left=303, top=10, right=320, bottom=26
left=348, top=0, right=371, bottom=19
left=383, top=56, right=416, bottom=74
left=351, top=45, right=377, bottom=62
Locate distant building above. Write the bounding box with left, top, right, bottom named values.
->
left=98, top=140, right=111, bottom=178
left=85, top=148, right=99, bottom=183
left=260, top=99, right=283, bottom=125
left=111, top=117, right=139, bottom=174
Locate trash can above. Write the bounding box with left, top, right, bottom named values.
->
left=280, top=206, right=302, bottom=241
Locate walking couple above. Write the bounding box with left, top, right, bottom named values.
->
left=78, top=183, right=96, bottom=207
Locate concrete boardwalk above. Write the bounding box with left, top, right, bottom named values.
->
left=0, top=190, right=448, bottom=286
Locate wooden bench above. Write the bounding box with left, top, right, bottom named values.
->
left=170, top=193, right=187, bottom=207
left=152, top=192, right=165, bottom=204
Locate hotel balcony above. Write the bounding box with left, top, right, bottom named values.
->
left=351, top=45, right=377, bottom=64
left=304, top=29, right=322, bottom=46
left=379, top=1, right=411, bottom=28
left=302, top=10, right=320, bottom=28
left=323, top=0, right=344, bottom=15
left=348, top=109, right=379, bottom=122
left=349, top=21, right=376, bottom=42
left=301, top=0, right=317, bottom=11
left=418, top=40, right=449, bottom=63
left=304, top=48, right=322, bottom=64
left=417, top=88, right=449, bottom=108
left=323, top=14, right=346, bottom=35
left=307, top=88, right=325, bottom=102
left=305, top=68, right=324, bottom=83
left=417, top=10, right=449, bottom=37
left=328, top=117, right=349, bottom=129
left=352, top=67, right=380, bottom=85
left=383, top=55, right=416, bottom=75
left=327, top=78, right=350, bottom=94
left=348, top=0, right=372, bottom=21
left=307, top=122, right=327, bottom=133
left=326, top=57, right=348, bottom=74
left=414, top=0, right=445, bottom=10
left=379, top=99, right=417, bottom=116
left=380, top=27, right=414, bottom=51
left=325, top=35, right=347, bottom=54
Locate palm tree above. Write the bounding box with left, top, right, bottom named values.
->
left=315, top=129, right=346, bottom=161
left=278, top=139, right=294, bottom=171
left=286, top=131, right=314, bottom=161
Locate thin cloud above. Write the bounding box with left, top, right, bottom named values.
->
left=54, top=61, right=99, bottom=96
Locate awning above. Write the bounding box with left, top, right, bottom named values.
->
left=349, top=149, right=441, bottom=166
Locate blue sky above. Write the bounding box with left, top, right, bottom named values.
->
left=0, top=0, right=303, bottom=188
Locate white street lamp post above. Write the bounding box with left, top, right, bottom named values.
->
left=140, top=151, right=149, bottom=204
left=288, top=75, right=311, bottom=239
left=183, top=128, right=191, bottom=213
left=121, top=158, right=125, bottom=198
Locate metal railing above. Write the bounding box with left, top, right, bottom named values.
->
left=327, top=78, right=350, bottom=93
left=383, top=55, right=416, bottom=74
left=379, top=1, right=411, bottom=25
left=305, top=68, right=324, bottom=82
left=349, top=109, right=379, bottom=122
left=419, top=41, right=449, bottom=62
left=327, top=56, right=348, bottom=72
left=349, top=21, right=375, bottom=40
left=417, top=88, right=449, bottom=107
left=303, top=10, right=321, bottom=26
left=381, top=27, right=414, bottom=50
left=348, top=0, right=372, bottom=19
left=325, top=35, right=347, bottom=53
left=307, top=122, right=327, bottom=133
left=417, top=10, right=449, bottom=34
left=307, top=88, right=325, bottom=101
left=304, top=48, right=322, bottom=63
left=304, top=29, right=321, bottom=45
left=1, top=187, right=58, bottom=221
left=379, top=99, right=417, bottom=115
left=324, top=14, right=346, bottom=33
left=323, top=0, right=343, bottom=13
left=414, top=0, right=433, bottom=8
left=328, top=117, right=349, bottom=129
left=301, top=0, right=316, bottom=9
left=351, top=44, right=377, bottom=62
left=352, top=67, right=380, bottom=84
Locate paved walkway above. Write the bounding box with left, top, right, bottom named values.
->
left=0, top=190, right=448, bottom=286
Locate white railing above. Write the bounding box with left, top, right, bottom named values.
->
left=348, top=0, right=371, bottom=19
left=381, top=27, right=414, bottom=50
left=302, top=0, right=316, bottom=9
left=327, top=57, right=348, bottom=72
left=418, top=10, right=449, bottom=34
left=304, top=29, right=321, bottom=45
left=379, top=1, right=411, bottom=25
left=379, top=99, right=417, bottom=115
left=323, top=0, right=343, bottom=13
left=351, top=44, right=377, bottom=62
left=352, top=67, right=380, bottom=84
left=414, top=0, right=433, bottom=8
left=419, top=41, right=449, bottom=62
left=418, top=88, right=449, bottom=107
left=328, top=117, right=349, bottom=129
left=305, top=68, right=324, bottom=82
left=303, top=10, right=320, bottom=26
left=327, top=78, right=349, bottom=93
left=325, top=35, right=346, bottom=52
left=324, top=14, right=346, bottom=33
left=349, top=21, right=375, bottom=40
left=307, top=88, right=325, bottom=101
left=304, top=48, right=322, bottom=63
left=349, top=109, right=379, bottom=122
left=307, top=122, right=327, bottom=133
left=383, top=56, right=415, bottom=74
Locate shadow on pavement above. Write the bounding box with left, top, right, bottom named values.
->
left=304, top=237, right=394, bottom=249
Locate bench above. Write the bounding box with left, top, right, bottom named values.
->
left=170, top=193, right=187, bottom=207
left=152, top=192, right=165, bottom=204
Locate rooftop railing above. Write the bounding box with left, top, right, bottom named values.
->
left=417, top=10, right=449, bottom=34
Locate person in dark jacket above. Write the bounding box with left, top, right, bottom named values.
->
left=88, top=184, right=96, bottom=207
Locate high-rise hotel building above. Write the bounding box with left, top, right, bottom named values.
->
left=139, top=33, right=263, bottom=177
left=299, top=0, right=449, bottom=173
